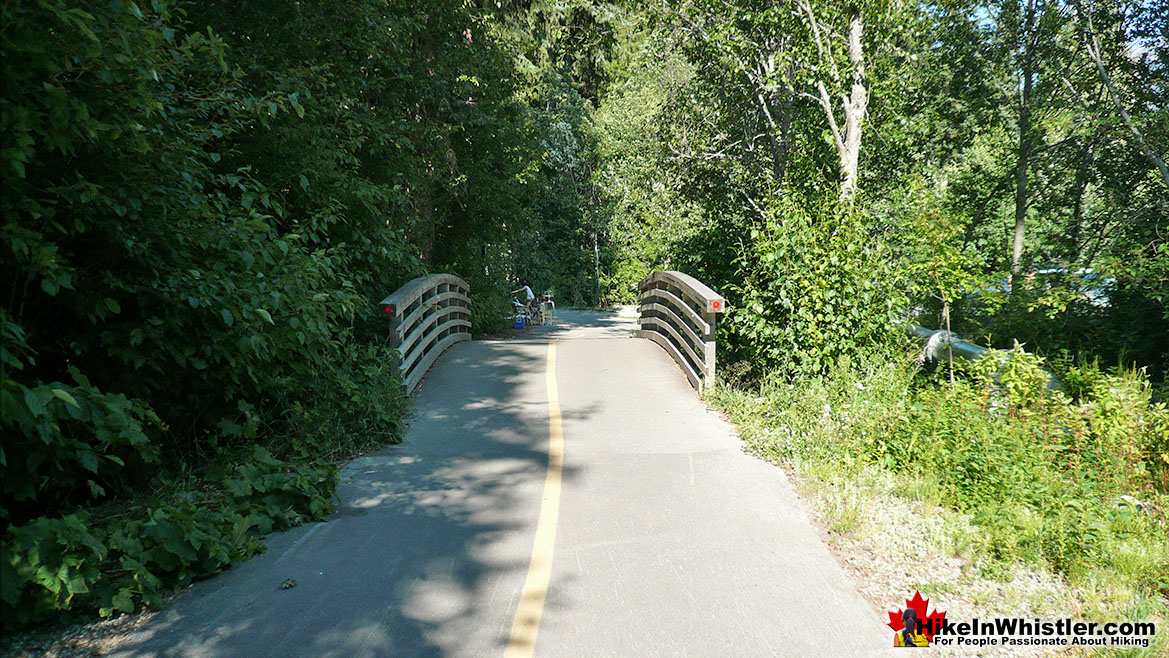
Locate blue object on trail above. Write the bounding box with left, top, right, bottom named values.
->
left=514, top=315, right=526, bottom=329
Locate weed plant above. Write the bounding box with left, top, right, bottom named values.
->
left=711, top=346, right=1169, bottom=634
left=3, top=447, right=337, bottom=627
left=1, top=335, right=408, bottom=631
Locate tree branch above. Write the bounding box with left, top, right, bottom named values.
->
left=1078, top=6, right=1169, bottom=189
left=798, top=0, right=838, bottom=81
left=818, top=81, right=845, bottom=155
left=744, top=192, right=768, bottom=221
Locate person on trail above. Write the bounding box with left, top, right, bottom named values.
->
left=894, top=608, right=929, bottom=647
left=511, top=284, right=536, bottom=315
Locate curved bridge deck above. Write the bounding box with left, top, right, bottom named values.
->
left=113, top=310, right=891, bottom=657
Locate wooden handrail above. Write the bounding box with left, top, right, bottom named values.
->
left=379, top=274, right=472, bottom=392
left=635, top=271, right=726, bottom=392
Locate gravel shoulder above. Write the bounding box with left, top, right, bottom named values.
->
left=733, top=443, right=1166, bottom=657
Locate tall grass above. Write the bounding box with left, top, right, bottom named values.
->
left=711, top=346, right=1169, bottom=647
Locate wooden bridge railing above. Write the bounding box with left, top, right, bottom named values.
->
left=379, top=274, right=471, bottom=393
left=636, top=271, right=726, bottom=393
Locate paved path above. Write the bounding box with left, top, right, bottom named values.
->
left=113, top=310, right=892, bottom=657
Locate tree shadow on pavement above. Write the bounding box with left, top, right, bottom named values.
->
left=110, top=340, right=591, bottom=658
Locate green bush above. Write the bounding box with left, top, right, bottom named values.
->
left=2, top=0, right=528, bottom=629
left=950, top=276, right=1169, bottom=389
left=1, top=447, right=337, bottom=630
left=712, top=346, right=1169, bottom=592
left=2, top=311, right=161, bottom=523
left=726, top=194, right=903, bottom=380
left=603, top=257, right=653, bottom=305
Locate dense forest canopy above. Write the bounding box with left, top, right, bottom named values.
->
left=2, top=0, right=1166, bottom=629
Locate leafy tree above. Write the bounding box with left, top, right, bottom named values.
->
left=2, top=0, right=551, bottom=625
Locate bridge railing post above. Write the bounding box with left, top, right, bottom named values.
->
left=702, top=308, right=717, bottom=384
left=379, top=274, right=472, bottom=393
left=635, top=271, right=726, bottom=393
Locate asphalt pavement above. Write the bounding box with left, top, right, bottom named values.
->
left=111, top=309, right=893, bottom=657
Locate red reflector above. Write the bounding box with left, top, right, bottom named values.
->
left=713, top=301, right=721, bottom=309
left=384, top=305, right=393, bottom=314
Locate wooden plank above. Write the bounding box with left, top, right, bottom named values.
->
left=638, top=271, right=726, bottom=314
left=635, top=293, right=706, bottom=338
left=401, top=316, right=472, bottom=376
left=635, top=270, right=727, bottom=390
left=638, top=302, right=705, bottom=361
left=701, top=310, right=717, bottom=382
left=380, top=274, right=470, bottom=318
left=636, top=329, right=702, bottom=392
left=403, top=332, right=470, bottom=393
left=638, top=316, right=705, bottom=380
left=380, top=273, right=475, bottom=395
left=397, top=291, right=471, bottom=353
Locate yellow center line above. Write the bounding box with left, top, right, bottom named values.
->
left=504, top=340, right=564, bottom=658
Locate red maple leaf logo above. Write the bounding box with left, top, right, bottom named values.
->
left=887, top=591, right=947, bottom=642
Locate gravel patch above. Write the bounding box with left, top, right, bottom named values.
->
left=762, top=457, right=1157, bottom=657
left=1, top=595, right=179, bottom=657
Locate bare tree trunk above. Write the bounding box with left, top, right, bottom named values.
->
left=751, top=52, right=793, bottom=184
left=801, top=1, right=867, bottom=201
left=752, top=87, right=788, bottom=181
left=671, top=7, right=795, bottom=186
left=593, top=231, right=600, bottom=305
left=414, top=161, right=436, bottom=266
left=777, top=80, right=793, bottom=181
left=1071, top=180, right=1085, bottom=260
left=838, top=9, right=867, bottom=201
left=758, top=53, right=794, bottom=183
left=1012, top=0, right=1035, bottom=275
left=1011, top=107, right=1030, bottom=274
left=1070, top=143, right=1092, bottom=261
